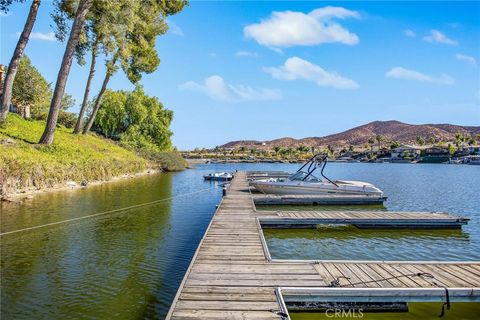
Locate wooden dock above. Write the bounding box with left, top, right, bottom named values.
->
left=260, top=210, right=469, bottom=229
left=167, top=171, right=479, bottom=319
left=253, top=194, right=388, bottom=205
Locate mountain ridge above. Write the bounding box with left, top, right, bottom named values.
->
left=220, top=120, right=480, bottom=148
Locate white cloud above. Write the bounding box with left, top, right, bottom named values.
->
left=404, top=29, right=416, bottom=37
left=385, top=67, right=454, bottom=85
left=236, top=51, right=258, bottom=57
left=20, top=31, right=57, bottom=41
left=423, top=29, right=457, bottom=45
left=166, top=19, right=185, bottom=37
left=244, top=6, right=360, bottom=49
left=166, top=20, right=184, bottom=36
left=456, top=54, right=477, bottom=66
left=180, top=75, right=282, bottom=102
left=264, top=56, right=359, bottom=90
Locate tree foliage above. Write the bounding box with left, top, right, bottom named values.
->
left=52, top=0, right=178, bottom=82
left=51, top=0, right=121, bottom=65
left=93, top=86, right=173, bottom=151
left=11, top=55, right=76, bottom=127
left=0, top=0, right=27, bottom=13
left=390, top=140, right=401, bottom=149
left=11, top=55, right=51, bottom=116
left=60, top=92, right=76, bottom=110
left=50, top=0, right=187, bottom=136
left=416, top=136, right=425, bottom=146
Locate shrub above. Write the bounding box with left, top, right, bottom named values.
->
left=57, top=111, right=78, bottom=128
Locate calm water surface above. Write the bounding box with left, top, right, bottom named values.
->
left=1, top=167, right=223, bottom=319
left=1, top=163, right=479, bottom=319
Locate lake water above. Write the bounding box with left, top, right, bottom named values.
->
left=1, top=163, right=479, bottom=319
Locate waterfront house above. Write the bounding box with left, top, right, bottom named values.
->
left=459, top=146, right=480, bottom=163
left=357, top=149, right=390, bottom=162
left=469, top=146, right=480, bottom=155
left=390, top=144, right=421, bottom=163
left=455, top=146, right=473, bottom=156
left=420, top=147, right=450, bottom=163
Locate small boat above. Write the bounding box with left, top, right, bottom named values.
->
left=249, top=154, right=384, bottom=196
left=203, top=172, right=233, bottom=181
left=444, top=159, right=462, bottom=164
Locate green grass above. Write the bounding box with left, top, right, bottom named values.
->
left=0, top=115, right=185, bottom=196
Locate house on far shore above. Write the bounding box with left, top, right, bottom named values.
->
left=420, top=146, right=450, bottom=163
left=390, top=144, right=422, bottom=162
left=454, top=146, right=473, bottom=158
left=462, top=146, right=480, bottom=156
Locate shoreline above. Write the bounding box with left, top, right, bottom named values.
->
left=3, top=158, right=474, bottom=202
left=1, top=168, right=162, bottom=202
left=183, top=158, right=475, bottom=165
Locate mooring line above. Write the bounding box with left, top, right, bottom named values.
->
left=328, top=272, right=435, bottom=287
left=1, top=184, right=225, bottom=237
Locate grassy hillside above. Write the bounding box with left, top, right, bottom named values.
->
left=0, top=115, right=185, bottom=197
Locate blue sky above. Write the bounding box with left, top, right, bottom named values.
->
left=1, top=1, right=479, bottom=149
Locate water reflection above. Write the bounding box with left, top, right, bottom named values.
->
left=264, top=226, right=477, bottom=261
left=1, top=171, right=222, bottom=319
left=265, top=224, right=468, bottom=240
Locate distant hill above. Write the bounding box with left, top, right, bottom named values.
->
left=221, top=120, right=480, bottom=149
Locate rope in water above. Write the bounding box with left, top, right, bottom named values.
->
left=1, top=183, right=225, bottom=237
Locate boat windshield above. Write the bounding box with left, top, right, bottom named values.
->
left=288, top=171, right=322, bottom=182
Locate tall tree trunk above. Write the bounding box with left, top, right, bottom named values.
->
left=73, top=39, right=98, bottom=134
left=82, top=66, right=114, bottom=134
left=39, top=0, right=93, bottom=144
left=0, top=0, right=41, bottom=123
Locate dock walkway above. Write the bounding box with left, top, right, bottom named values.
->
left=167, top=172, right=479, bottom=319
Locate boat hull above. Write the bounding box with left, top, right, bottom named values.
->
left=204, top=176, right=232, bottom=181
left=250, top=181, right=383, bottom=196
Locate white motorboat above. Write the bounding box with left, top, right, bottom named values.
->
left=249, top=155, right=384, bottom=196
left=203, top=172, right=233, bottom=181
left=444, top=159, right=462, bottom=164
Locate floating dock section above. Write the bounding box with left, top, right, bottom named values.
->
left=253, top=194, right=388, bottom=205
left=260, top=210, right=469, bottom=229
left=167, top=171, right=479, bottom=320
